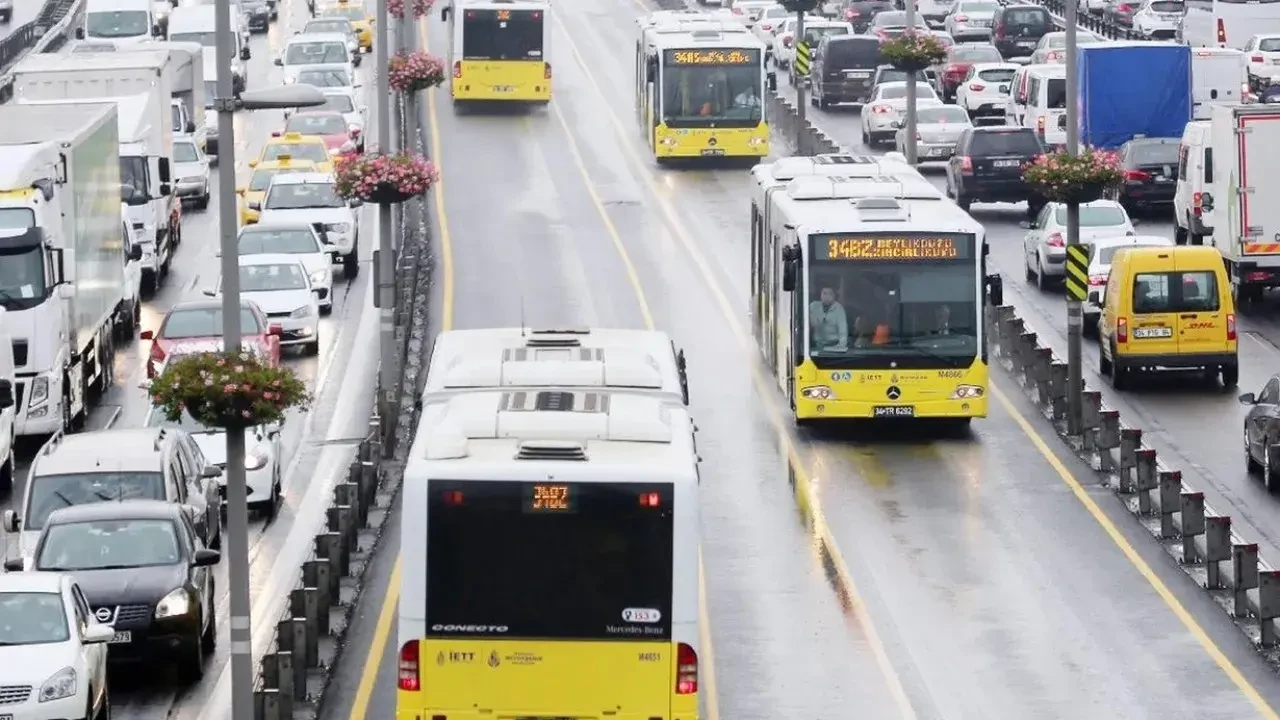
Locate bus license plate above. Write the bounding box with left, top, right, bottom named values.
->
left=873, top=405, right=915, bottom=418
left=492, top=85, right=514, bottom=92
left=1, top=714, right=12, bottom=720
left=702, top=149, right=725, bottom=156
left=1133, top=327, right=1172, bottom=338
left=110, top=631, right=132, bottom=644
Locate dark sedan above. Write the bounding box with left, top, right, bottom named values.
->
left=243, top=0, right=271, bottom=31
left=1241, top=377, right=1280, bottom=491
left=10, top=501, right=221, bottom=682
left=1118, top=136, right=1180, bottom=212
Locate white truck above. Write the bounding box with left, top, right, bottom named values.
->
left=1210, top=103, right=1280, bottom=305
left=134, top=41, right=208, bottom=151
left=0, top=104, right=135, bottom=438
left=0, top=310, right=17, bottom=495
left=12, top=50, right=179, bottom=296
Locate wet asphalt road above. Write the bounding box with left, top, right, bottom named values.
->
left=317, top=3, right=1280, bottom=720
left=0, top=0, right=383, bottom=716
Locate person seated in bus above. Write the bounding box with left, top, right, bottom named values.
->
left=932, top=304, right=952, bottom=336
left=734, top=83, right=761, bottom=108
left=810, top=285, right=849, bottom=352
left=852, top=311, right=891, bottom=348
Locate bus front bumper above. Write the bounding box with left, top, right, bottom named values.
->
left=795, top=394, right=988, bottom=421
left=654, top=125, right=769, bottom=158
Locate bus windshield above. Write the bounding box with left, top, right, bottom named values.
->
left=806, top=233, right=979, bottom=369
left=461, top=9, right=544, bottom=60
left=425, top=480, right=674, bottom=640
left=660, top=49, right=763, bottom=128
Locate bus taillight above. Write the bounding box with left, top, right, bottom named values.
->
left=398, top=640, right=421, bottom=691
left=545, top=62, right=552, bottom=79
left=453, top=61, right=462, bottom=78
left=676, top=643, right=698, bottom=694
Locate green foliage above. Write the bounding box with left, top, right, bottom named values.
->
left=878, top=31, right=949, bottom=71
left=148, top=350, right=312, bottom=429
left=1022, top=147, right=1125, bottom=203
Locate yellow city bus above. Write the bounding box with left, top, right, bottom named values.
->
left=440, top=0, right=552, bottom=105
left=749, top=160, right=1002, bottom=427
left=398, top=389, right=701, bottom=719
left=635, top=18, right=769, bottom=162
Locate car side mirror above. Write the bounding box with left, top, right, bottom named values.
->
left=128, top=244, right=143, bottom=261
left=193, top=548, right=221, bottom=566
left=242, top=46, right=252, bottom=60
left=1240, top=392, right=1258, bottom=405
left=236, top=187, right=246, bottom=196
left=153, top=23, right=163, bottom=36
left=83, top=624, right=116, bottom=644
left=75, top=27, right=85, bottom=39
left=2, top=558, right=23, bottom=572
left=248, top=201, right=261, bottom=210
left=202, top=289, right=217, bottom=298
left=274, top=57, right=283, bottom=66
left=57, top=284, right=76, bottom=300
left=0, top=380, right=14, bottom=411
left=2, top=509, right=18, bottom=533
left=441, top=5, right=450, bottom=20
left=185, top=120, right=196, bottom=133
left=269, top=324, right=283, bottom=335
left=202, top=465, right=222, bottom=479
left=160, top=183, right=172, bottom=197
left=347, top=198, right=362, bottom=208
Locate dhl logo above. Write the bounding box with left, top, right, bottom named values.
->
left=1244, top=243, right=1280, bottom=254
left=1186, top=322, right=1216, bottom=329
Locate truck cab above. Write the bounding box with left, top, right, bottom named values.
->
left=79, top=0, right=162, bottom=44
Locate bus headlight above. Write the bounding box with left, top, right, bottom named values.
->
left=801, top=385, right=835, bottom=400
left=950, top=385, right=984, bottom=399
left=660, top=137, right=678, bottom=147
left=748, top=136, right=765, bottom=146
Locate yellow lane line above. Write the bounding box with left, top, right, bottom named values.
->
left=347, top=562, right=402, bottom=719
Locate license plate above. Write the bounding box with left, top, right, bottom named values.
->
left=1017, top=39, right=1037, bottom=46
left=702, top=149, right=725, bottom=156
left=1133, top=327, right=1173, bottom=338
left=110, top=631, right=132, bottom=644
left=874, top=405, right=916, bottom=417
left=971, top=19, right=990, bottom=26
left=846, top=70, right=871, bottom=78
left=1272, top=59, right=1280, bottom=65
left=1157, top=176, right=1173, bottom=183
left=992, top=159, right=1020, bottom=167
left=492, top=85, right=514, bottom=92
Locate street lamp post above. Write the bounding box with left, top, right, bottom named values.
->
left=904, top=0, right=919, bottom=164
left=212, top=0, right=326, bottom=708
left=375, top=0, right=398, bottom=432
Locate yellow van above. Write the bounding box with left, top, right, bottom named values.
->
left=1098, top=245, right=1237, bottom=389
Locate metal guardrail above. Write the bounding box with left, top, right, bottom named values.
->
left=0, top=0, right=87, bottom=103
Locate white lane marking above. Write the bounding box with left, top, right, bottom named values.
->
left=102, top=406, right=122, bottom=430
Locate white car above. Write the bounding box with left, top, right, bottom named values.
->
left=144, top=405, right=285, bottom=517
left=217, top=255, right=321, bottom=355
left=752, top=4, right=789, bottom=41
left=0, top=573, right=114, bottom=720
left=893, top=104, right=972, bottom=160
left=1244, top=34, right=1280, bottom=84
left=770, top=15, right=819, bottom=67
left=728, top=0, right=777, bottom=26
left=955, top=62, right=1019, bottom=122
left=253, top=172, right=361, bottom=279
left=1028, top=31, right=1105, bottom=64
left=294, top=63, right=358, bottom=89
left=1132, top=0, right=1182, bottom=40
left=1022, top=200, right=1136, bottom=290
left=944, top=0, right=999, bottom=41
left=775, top=19, right=854, bottom=69
left=302, top=18, right=361, bottom=61
left=277, top=33, right=354, bottom=85
left=1083, top=234, right=1175, bottom=328
left=1077, top=0, right=1108, bottom=13
left=319, top=87, right=366, bottom=149
left=171, top=136, right=210, bottom=210
left=860, top=81, right=943, bottom=147
left=237, top=221, right=335, bottom=313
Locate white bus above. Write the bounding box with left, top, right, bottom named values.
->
left=1181, top=0, right=1280, bottom=49
left=397, top=389, right=701, bottom=719
left=424, top=327, right=690, bottom=405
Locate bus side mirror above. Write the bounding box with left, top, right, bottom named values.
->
left=440, top=5, right=450, bottom=20
left=782, top=261, right=796, bottom=292
left=986, top=273, right=1003, bottom=307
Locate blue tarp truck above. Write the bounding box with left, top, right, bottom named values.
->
left=1078, top=42, right=1193, bottom=149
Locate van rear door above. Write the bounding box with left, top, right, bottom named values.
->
left=1128, top=261, right=1181, bottom=357
left=1173, top=258, right=1227, bottom=356
left=1238, top=110, right=1280, bottom=257
left=1191, top=49, right=1247, bottom=120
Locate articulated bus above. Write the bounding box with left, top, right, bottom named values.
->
left=440, top=0, right=552, bottom=104
left=636, top=18, right=770, bottom=161
left=398, top=389, right=701, bottom=720
left=1181, top=0, right=1280, bottom=49
left=423, top=327, right=690, bottom=405
left=750, top=167, right=1001, bottom=426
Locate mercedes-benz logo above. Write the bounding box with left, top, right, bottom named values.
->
left=94, top=607, right=113, bottom=623
left=886, top=386, right=902, bottom=400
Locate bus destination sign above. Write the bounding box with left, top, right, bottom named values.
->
left=525, top=483, right=576, bottom=513
left=813, top=233, right=973, bottom=261
left=664, top=49, right=760, bottom=66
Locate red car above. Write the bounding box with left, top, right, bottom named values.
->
left=279, top=111, right=358, bottom=156
left=140, top=299, right=282, bottom=379
left=939, top=44, right=1004, bottom=101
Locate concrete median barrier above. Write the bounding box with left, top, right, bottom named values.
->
left=767, top=90, right=843, bottom=157
left=986, top=301, right=1280, bottom=655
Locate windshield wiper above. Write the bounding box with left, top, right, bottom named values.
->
left=85, top=564, right=142, bottom=571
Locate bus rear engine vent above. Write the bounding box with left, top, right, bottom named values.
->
left=534, top=391, right=576, bottom=411
left=516, top=441, right=588, bottom=461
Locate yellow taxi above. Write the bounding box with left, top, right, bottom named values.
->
left=236, top=156, right=320, bottom=225
left=256, top=131, right=334, bottom=172
left=317, top=0, right=373, bottom=52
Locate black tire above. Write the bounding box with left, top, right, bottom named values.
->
left=209, top=516, right=222, bottom=549
left=202, top=604, right=217, bottom=653
left=1247, top=425, right=1262, bottom=475
left=1222, top=362, right=1239, bottom=389
left=1267, top=444, right=1280, bottom=493
left=97, top=334, right=114, bottom=395
left=343, top=248, right=358, bottom=278
left=818, top=95, right=830, bottom=110
left=955, top=194, right=972, bottom=212
left=195, top=192, right=209, bottom=210
left=320, top=302, right=333, bottom=316
left=0, top=452, right=12, bottom=497
left=1174, top=221, right=1188, bottom=245
left=180, top=623, right=205, bottom=683
left=261, top=476, right=280, bottom=521
left=99, top=686, right=111, bottom=720
left=304, top=339, right=320, bottom=357
left=1035, top=258, right=1050, bottom=292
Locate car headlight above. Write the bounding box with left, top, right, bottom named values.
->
left=950, top=384, right=985, bottom=399
left=325, top=222, right=351, bottom=234
left=245, top=449, right=270, bottom=471
left=309, top=270, right=329, bottom=285
left=290, top=305, right=314, bottom=319
left=155, top=588, right=192, bottom=619
left=801, top=385, right=835, bottom=400
left=39, top=667, right=76, bottom=703
left=29, top=376, right=48, bottom=406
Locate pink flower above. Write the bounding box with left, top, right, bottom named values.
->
left=224, top=383, right=237, bottom=392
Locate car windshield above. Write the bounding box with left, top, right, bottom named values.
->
left=285, top=113, right=348, bottom=135
left=1150, top=0, right=1183, bottom=11
left=319, top=94, right=356, bottom=113
left=321, top=5, right=366, bottom=20
left=173, top=141, right=199, bottom=163
left=146, top=406, right=217, bottom=435
left=238, top=263, right=309, bottom=291
left=306, top=20, right=351, bottom=34
left=297, top=68, right=353, bottom=86
left=264, top=182, right=343, bottom=209
left=285, top=41, right=347, bottom=64
left=1127, top=141, right=1180, bottom=165
left=1054, top=205, right=1127, bottom=226
left=261, top=142, right=330, bottom=163
left=24, top=473, right=167, bottom=531
left=86, top=10, right=150, bottom=37
left=38, top=519, right=181, bottom=571
left=977, top=67, right=1016, bottom=82
left=958, top=1, right=998, bottom=10
left=170, top=31, right=218, bottom=46
left=918, top=106, right=969, bottom=123
left=239, top=228, right=322, bottom=254
left=0, top=593, right=69, bottom=645
left=950, top=46, right=1001, bottom=62
left=161, top=306, right=263, bottom=338
left=878, top=84, right=939, bottom=100
left=250, top=168, right=297, bottom=191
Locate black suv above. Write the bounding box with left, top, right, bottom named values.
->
left=841, top=0, right=894, bottom=33
left=946, top=126, right=1046, bottom=215
left=1117, top=136, right=1181, bottom=212
left=992, top=4, right=1053, bottom=58
left=810, top=35, right=885, bottom=108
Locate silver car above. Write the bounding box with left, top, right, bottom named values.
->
left=893, top=104, right=972, bottom=160
left=302, top=18, right=361, bottom=62
left=171, top=136, right=211, bottom=209
left=944, top=0, right=999, bottom=40
left=1022, top=200, right=1136, bottom=290
left=861, top=81, right=944, bottom=146
left=1028, top=30, right=1105, bottom=64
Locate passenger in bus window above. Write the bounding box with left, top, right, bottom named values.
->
left=933, top=304, right=952, bottom=335
left=810, top=286, right=849, bottom=352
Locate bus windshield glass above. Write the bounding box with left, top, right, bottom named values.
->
left=660, top=48, right=763, bottom=128
left=425, top=480, right=674, bottom=640
left=806, top=233, right=978, bottom=369
left=461, top=9, right=544, bottom=60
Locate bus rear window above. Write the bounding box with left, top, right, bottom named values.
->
left=425, top=481, right=675, bottom=640
left=461, top=9, right=544, bottom=60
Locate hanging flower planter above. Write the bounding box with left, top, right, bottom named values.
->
left=387, top=50, right=447, bottom=94
left=1021, top=147, right=1124, bottom=204
left=333, top=151, right=439, bottom=205
left=878, top=31, right=948, bottom=73
left=387, top=0, right=433, bottom=20
left=149, top=350, right=311, bottom=429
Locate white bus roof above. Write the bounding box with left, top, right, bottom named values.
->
left=752, top=153, right=924, bottom=187
left=780, top=174, right=945, bottom=202
left=453, top=0, right=549, bottom=8
left=778, top=194, right=984, bottom=238
left=406, top=389, right=698, bottom=474
left=645, top=26, right=763, bottom=51
left=424, top=327, right=687, bottom=402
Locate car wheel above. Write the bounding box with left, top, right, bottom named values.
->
left=209, top=517, right=222, bottom=550
left=1222, top=362, right=1239, bottom=388
left=196, top=191, right=210, bottom=210
left=1099, top=344, right=1112, bottom=377
left=343, top=248, right=359, bottom=278
left=955, top=193, right=971, bottom=212
left=99, top=685, right=111, bottom=720
left=1174, top=221, right=1188, bottom=245
left=1036, top=258, right=1050, bottom=291
left=1267, top=444, right=1280, bottom=493
left=180, top=620, right=205, bottom=683
left=262, top=478, right=280, bottom=521
left=1025, top=253, right=1035, bottom=282
left=1247, top=426, right=1262, bottom=475
left=202, top=604, right=217, bottom=653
